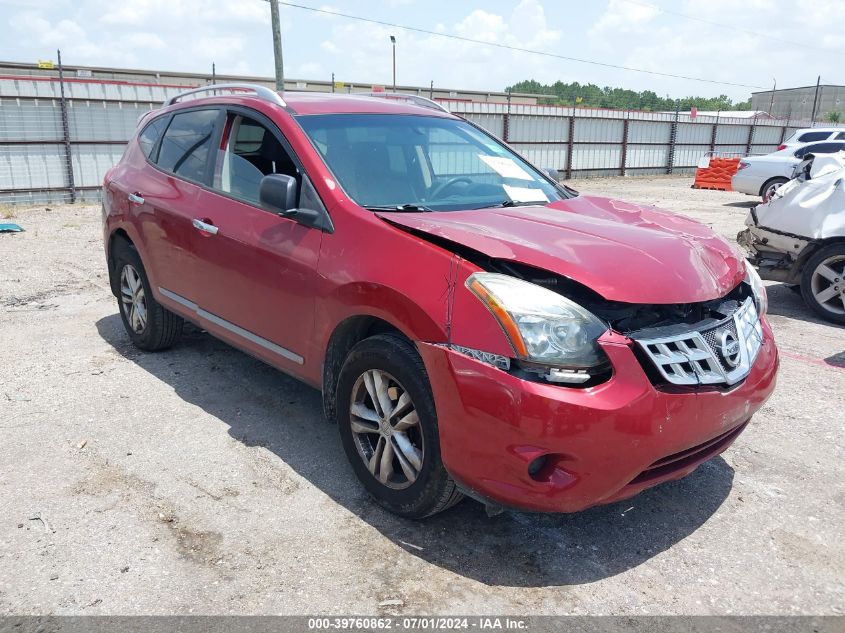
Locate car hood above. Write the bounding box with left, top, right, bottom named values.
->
left=377, top=195, right=746, bottom=304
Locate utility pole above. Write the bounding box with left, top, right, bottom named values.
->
left=212, top=62, right=216, bottom=85
left=331, top=72, right=335, bottom=93
left=768, top=78, right=776, bottom=116
left=270, top=0, right=285, bottom=92
left=810, top=75, right=821, bottom=125
left=390, top=35, right=396, bottom=91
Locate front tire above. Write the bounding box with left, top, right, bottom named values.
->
left=335, top=334, right=463, bottom=518
left=800, top=243, right=845, bottom=325
left=113, top=240, right=184, bottom=350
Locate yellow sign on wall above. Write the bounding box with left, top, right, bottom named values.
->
left=37, top=60, right=54, bottom=69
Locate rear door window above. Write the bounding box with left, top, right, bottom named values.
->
left=794, top=142, right=845, bottom=158
left=156, top=109, right=220, bottom=183
left=797, top=131, right=833, bottom=143
left=138, top=116, right=168, bottom=159
left=836, top=132, right=845, bottom=140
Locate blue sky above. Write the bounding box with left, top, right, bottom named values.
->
left=0, top=0, right=841, bottom=101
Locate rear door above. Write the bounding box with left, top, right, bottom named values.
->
left=133, top=107, right=223, bottom=307
left=190, top=107, right=325, bottom=374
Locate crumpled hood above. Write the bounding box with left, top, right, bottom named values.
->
left=378, top=195, right=746, bottom=304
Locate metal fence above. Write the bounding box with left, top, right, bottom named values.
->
left=445, top=100, right=810, bottom=179
left=0, top=73, right=828, bottom=205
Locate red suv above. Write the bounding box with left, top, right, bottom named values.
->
left=102, top=84, right=779, bottom=518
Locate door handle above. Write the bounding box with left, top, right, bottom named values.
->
left=128, top=192, right=145, bottom=205
left=192, top=218, right=219, bottom=235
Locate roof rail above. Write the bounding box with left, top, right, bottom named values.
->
left=164, top=83, right=286, bottom=107
left=364, top=92, right=449, bottom=113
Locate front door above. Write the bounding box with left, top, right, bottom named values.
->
left=190, top=109, right=324, bottom=375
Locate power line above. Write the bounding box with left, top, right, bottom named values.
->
left=266, top=0, right=763, bottom=89
left=621, top=0, right=837, bottom=57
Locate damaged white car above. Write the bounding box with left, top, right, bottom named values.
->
left=738, top=152, right=845, bottom=324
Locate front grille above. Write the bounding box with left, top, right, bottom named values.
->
left=634, top=298, right=763, bottom=387
left=700, top=319, right=739, bottom=373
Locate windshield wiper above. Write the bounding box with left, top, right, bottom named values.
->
left=477, top=200, right=547, bottom=209
left=365, top=204, right=433, bottom=212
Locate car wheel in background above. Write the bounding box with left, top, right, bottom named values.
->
left=113, top=240, right=184, bottom=350
left=335, top=333, right=463, bottom=518
left=800, top=244, right=845, bottom=325
left=760, top=177, right=789, bottom=203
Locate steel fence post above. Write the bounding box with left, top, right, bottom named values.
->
left=746, top=112, right=758, bottom=156
left=565, top=114, right=575, bottom=180
left=710, top=111, right=719, bottom=154
left=57, top=49, right=77, bottom=204
left=667, top=102, right=679, bottom=174
left=620, top=115, right=629, bottom=177
left=503, top=89, right=511, bottom=142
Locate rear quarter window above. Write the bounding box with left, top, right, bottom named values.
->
left=797, top=131, right=833, bottom=143
left=156, top=109, right=219, bottom=183
left=138, top=116, right=168, bottom=159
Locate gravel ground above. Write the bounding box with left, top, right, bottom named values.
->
left=0, top=176, right=842, bottom=615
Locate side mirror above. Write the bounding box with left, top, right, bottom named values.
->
left=543, top=167, right=559, bottom=182
left=260, top=173, right=298, bottom=214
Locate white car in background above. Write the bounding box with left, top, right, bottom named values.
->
left=738, top=153, right=845, bottom=324
left=732, top=140, right=845, bottom=202
left=779, top=127, right=845, bottom=151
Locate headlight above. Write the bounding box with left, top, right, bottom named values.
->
left=745, top=264, right=768, bottom=315
left=466, top=272, right=608, bottom=368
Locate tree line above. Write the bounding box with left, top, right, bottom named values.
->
left=507, top=79, right=754, bottom=112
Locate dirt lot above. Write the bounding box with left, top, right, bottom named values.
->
left=0, top=176, right=842, bottom=615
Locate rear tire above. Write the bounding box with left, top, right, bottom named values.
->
left=800, top=243, right=845, bottom=325
left=760, top=177, right=788, bottom=203
left=335, top=334, right=463, bottom=518
left=113, top=240, right=183, bottom=350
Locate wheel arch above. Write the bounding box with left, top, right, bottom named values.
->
left=107, top=228, right=135, bottom=297
left=321, top=314, right=413, bottom=424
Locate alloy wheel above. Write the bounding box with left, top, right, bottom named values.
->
left=349, top=369, right=424, bottom=490
left=763, top=182, right=781, bottom=202
left=120, top=264, right=148, bottom=333
left=810, top=255, right=845, bottom=315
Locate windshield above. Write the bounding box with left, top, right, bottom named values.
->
left=295, top=113, right=570, bottom=211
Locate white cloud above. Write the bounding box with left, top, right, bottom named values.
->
left=585, top=0, right=845, bottom=99
left=589, top=0, right=658, bottom=36
left=315, top=0, right=562, bottom=90
left=2, top=0, right=844, bottom=103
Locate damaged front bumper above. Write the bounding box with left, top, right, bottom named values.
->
left=737, top=210, right=813, bottom=284
left=417, top=320, right=778, bottom=514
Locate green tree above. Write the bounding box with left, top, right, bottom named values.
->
left=827, top=110, right=841, bottom=123
left=507, top=79, right=754, bottom=112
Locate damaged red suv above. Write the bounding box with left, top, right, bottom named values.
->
left=102, top=85, right=779, bottom=518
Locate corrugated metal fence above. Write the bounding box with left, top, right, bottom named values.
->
left=446, top=100, right=804, bottom=179
left=0, top=73, right=821, bottom=205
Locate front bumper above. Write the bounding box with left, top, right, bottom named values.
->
left=418, top=321, right=778, bottom=513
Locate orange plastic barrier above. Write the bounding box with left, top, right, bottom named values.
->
left=692, top=157, right=741, bottom=191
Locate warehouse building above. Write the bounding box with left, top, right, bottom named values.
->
left=0, top=60, right=541, bottom=105
left=751, top=84, right=845, bottom=122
